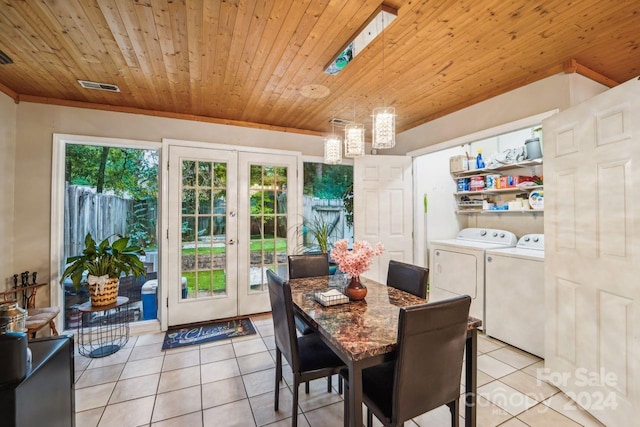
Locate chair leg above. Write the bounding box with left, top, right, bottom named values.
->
left=49, top=320, right=59, bottom=336
left=274, top=348, right=282, bottom=411
left=327, top=374, right=332, bottom=393
left=292, top=378, right=299, bottom=427
left=305, top=381, right=310, bottom=393
left=338, top=376, right=343, bottom=394
left=448, top=399, right=460, bottom=427
left=343, top=381, right=349, bottom=427
left=367, top=408, right=373, bottom=427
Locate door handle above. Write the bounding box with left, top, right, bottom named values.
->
left=228, top=239, right=235, bottom=245
left=229, top=211, right=237, bottom=218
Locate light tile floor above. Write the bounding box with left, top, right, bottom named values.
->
left=74, top=314, right=606, bottom=427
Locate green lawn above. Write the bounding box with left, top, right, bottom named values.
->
left=182, top=270, right=226, bottom=294
left=181, top=239, right=287, bottom=255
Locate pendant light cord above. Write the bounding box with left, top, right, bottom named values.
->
left=381, top=12, right=385, bottom=107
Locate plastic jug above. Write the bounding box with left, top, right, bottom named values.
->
left=476, top=150, right=485, bottom=168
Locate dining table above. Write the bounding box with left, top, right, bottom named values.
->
left=289, top=274, right=482, bottom=427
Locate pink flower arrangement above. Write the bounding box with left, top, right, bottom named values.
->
left=331, top=239, right=384, bottom=278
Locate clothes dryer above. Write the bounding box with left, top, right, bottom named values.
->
left=485, top=234, right=544, bottom=357
left=430, top=228, right=517, bottom=329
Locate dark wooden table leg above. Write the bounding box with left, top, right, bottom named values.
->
left=348, top=361, right=363, bottom=427
left=465, top=329, right=478, bottom=427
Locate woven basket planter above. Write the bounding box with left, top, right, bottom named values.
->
left=88, top=277, right=119, bottom=306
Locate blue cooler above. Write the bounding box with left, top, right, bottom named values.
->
left=141, top=280, right=158, bottom=320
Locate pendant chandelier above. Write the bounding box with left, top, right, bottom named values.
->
left=324, top=133, right=342, bottom=164
left=344, top=122, right=365, bottom=158
left=372, top=107, right=395, bottom=149
left=372, top=12, right=395, bottom=149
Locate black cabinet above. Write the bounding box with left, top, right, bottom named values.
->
left=0, top=335, right=75, bottom=427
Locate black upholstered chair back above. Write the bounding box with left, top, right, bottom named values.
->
left=266, top=270, right=301, bottom=372
left=288, top=254, right=330, bottom=279
left=392, top=295, right=471, bottom=423
left=386, top=260, right=429, bottom=299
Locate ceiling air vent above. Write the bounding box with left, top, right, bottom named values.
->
left=329, top=118, right=353, bottom=127
left=78, top=80, right=120, bottom=92
left=0, top=50, right=13, bottom=65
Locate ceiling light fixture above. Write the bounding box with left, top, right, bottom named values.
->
left=344, top=122, right=365, bottom=158
left=77, top=80, right=121, bottom=92
left=324, top=5, right=397, bottom=75
left=372, top=11, right=395, bottom=149
left=324, top=121, right=343, bottom=164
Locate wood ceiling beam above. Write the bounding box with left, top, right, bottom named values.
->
left=563, top=58, right=619, bottom=88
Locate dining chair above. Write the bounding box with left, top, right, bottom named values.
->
left=287, top=254, right=330, bottom=335
left=341, top=294, right=471, bottom=427
left=266, top=269, right=345, bottom=427
left=287, top=254, right=342, bottom=394
left=386, top=260, right=429, bottom=299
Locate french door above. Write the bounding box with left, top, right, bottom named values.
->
left=168, top=146, right=297, bottom=326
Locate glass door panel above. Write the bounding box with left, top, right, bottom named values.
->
left=168, top=146, right=237, bottom=325
left=238, top=153, right=298, bottom=315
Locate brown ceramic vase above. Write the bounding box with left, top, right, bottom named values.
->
left=344, top=276, right=367, bottom=301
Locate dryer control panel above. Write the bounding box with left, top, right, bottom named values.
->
left=516, top=234, right=545, bottom=250
left=456, top=228, right=517, bottom=246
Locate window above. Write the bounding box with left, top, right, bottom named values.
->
left=61, top=143, right=159, bottom=329
left=301, top=161, right=353, bottom=253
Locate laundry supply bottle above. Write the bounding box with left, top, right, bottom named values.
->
left=476, top=149, right=485, bottom=169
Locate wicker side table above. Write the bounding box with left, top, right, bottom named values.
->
left=77, top=296, right=130, bottom=358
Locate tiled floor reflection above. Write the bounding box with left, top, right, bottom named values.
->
left=74, top=314, right=605, bottom=427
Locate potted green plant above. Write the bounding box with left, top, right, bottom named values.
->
left=303, top=214, right=341, bottom=274
left=304, top=214, right=332, bottom=254
left=61, top=233, right=146, bottom=306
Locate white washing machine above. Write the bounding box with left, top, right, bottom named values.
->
left=430, top=228, right=517, bottom=329
left=485, top=234, right=544, bottom=357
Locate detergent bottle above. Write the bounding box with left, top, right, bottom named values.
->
left=476, top=149, right=485, bottom=169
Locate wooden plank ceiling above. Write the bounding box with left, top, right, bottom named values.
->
left=0, top=0, right=638, bottom=138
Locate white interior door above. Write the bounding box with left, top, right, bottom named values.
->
left=168, top=146, right=238, bottom=325
left=237, top=152, right=298, bottom=315
left=543, top=76, right=640, bottom=424
left=354, top=155, right=413, bottom=282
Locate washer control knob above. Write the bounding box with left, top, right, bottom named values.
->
left=480, top=230, right=487, bottom=236
left=500, top=233, right=505, bottom=238
left=492, top=232, right=498, bottom=237
left=524, top=237, right=530, bottom=242
left=533, top=237, right=539, bottom=243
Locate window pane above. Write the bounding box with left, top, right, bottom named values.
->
left=183, top=160, right=196, bottom=186
left=301, top=162, right=353, bottom=253
left=198, top=189, right=212, bottom=214
left=198, top=161, right=212, bottom=186
left=62, top=145, right=159, bottom=329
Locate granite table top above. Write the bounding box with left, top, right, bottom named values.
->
left=289, top=274, right=482, bottom=362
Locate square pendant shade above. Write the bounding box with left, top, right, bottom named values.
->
left=324, top=135, right=342, bottom=164
left=372, top=107, right=395, bottom=149
left=344, top=123, right=365, bottom=158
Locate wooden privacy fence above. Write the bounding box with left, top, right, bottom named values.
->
left=64, top=184, right=132, bottom=259
left=302, top=195, right=353, bottom=247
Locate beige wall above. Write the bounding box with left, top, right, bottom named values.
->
left=394, top=73, right=607, bottom=155
left=12, top=102, right=325, bottom=289
left=8, top=73, right=608, bottom=289
left=0, top=91, right=16, bottom=288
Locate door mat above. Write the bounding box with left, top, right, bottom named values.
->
left=162, top=318, right=256, bottom=350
